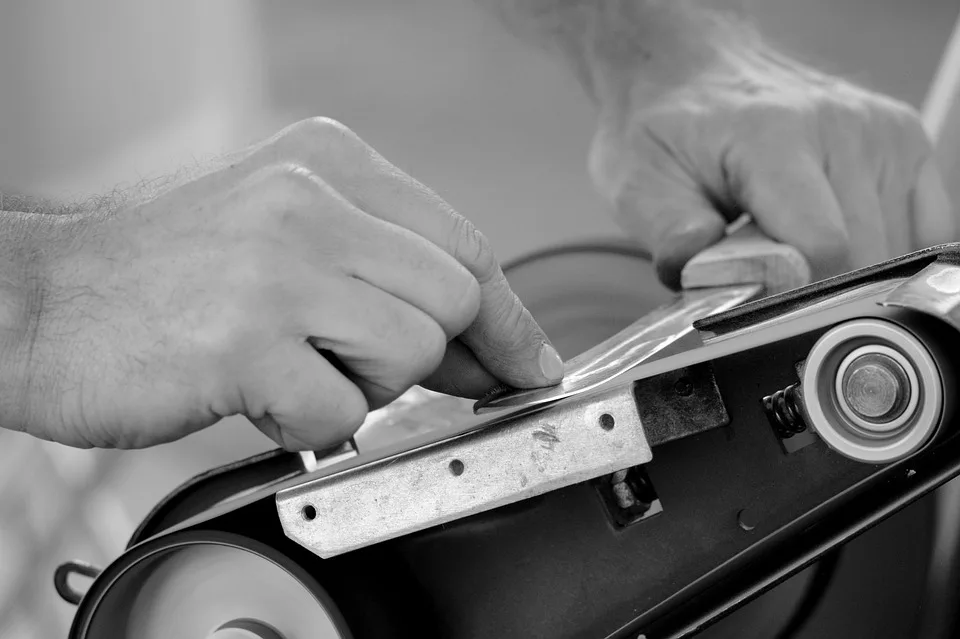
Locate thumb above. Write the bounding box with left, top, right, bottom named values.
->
left=611, top=174, right=727, bottom=289
left=456, top=268, right=565, bottom=390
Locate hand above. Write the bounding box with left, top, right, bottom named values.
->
left=588, top=46, right=957, bottom=287
left=9, top=118, right=563, bottom=450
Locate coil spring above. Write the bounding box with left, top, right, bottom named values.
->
left=763, top=383, right=807, bottom=439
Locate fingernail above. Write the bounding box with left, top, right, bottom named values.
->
left=538, top=343, right=565, bottom=382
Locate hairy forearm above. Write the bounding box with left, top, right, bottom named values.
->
left=480, top=0, right=765, bottom=104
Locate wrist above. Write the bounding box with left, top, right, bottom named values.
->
left=586, top=6, right=833, bottom=121
left=0, top=209, right=90, bottom=433
left=583, top=2, right=722, bottom=104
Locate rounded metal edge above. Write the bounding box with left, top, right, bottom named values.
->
left=54, top=560, right=103, bottom=606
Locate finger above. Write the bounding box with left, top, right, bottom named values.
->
left=361, top=196, right=561, bottom=389
left=308, top=136, right=563, bottom=388
left=247, top=341, right=368, bottom=451
left=825, top=160, right=892, bottom=267
left=610, top=169, right=727, bottom=289
left=304, top=277, right=448, bottom=410
left=263, top=119, right=562, bottom=389
left=731, top=148, right=850, bottom=280
left=420, top=338, right=501, bottom=399
left=332, top=199, right=481, bottom=339
left=911, top=157, right=956, bottom=248
left=457, top=263, right=564, bottom=390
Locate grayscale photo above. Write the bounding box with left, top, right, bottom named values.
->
left=2, top=1, right=960, bottom=637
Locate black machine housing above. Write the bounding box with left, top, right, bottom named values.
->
left=65, top=245, right=960, bottom=639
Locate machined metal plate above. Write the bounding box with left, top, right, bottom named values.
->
left=276, top=385, right=650, bottom=558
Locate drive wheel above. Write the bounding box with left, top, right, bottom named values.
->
left=72, top=530, right=351, bottom=639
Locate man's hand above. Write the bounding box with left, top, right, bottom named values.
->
left=0, top=118, right=563, bottom=450
left=588, top=46, right=956, bottom=287
left=484, top=1, right=958, bottom=286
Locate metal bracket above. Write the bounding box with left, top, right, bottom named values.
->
left=276, top=384, right=650, bottom=558
left=634, top=363, right=730, bottom=446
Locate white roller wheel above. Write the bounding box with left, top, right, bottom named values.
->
left=92, top=537, right=349, bottom=639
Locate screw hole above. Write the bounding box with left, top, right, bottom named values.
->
left=674, top=377, right=694, bottom=397
left=599, top=413, right=615, bottom=430
left=449, top=459, right=465, bottom=476
left=301, top=504, right=317, bottom=521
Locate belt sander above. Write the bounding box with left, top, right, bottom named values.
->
left=54, top=227, right=960, bottom=639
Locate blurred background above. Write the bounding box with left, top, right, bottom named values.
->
left=0, top=1, right=958, bottom=637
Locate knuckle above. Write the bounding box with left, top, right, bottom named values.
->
left=742, top=99, right=790, bottom=123
left=289, top=116, right=359, bottom=145
left=740, top=102, right=804, bottom=142
left=899, top=113, right=933, bottom=157
left=377, top=305, right=449, bottom=387
left=487, top=291, right=530, bottom=350
left=270, top=117, right=367, bottom=168
left=447, top=214, right=497, bottom=281
left=821, top=96, right=869, bottom=130
left=411, top=319, right=448, bottom=376
left=872, top=98, right=931, bottom=153
left=450, top=276, right=482, bottom=333
left=240, top=164, right=337, bottom=233
left=244, top=163, right=320, bottom=204
left=338, top=390, right=370, bottom=432
left=587, top=143, right=632, bottom=208
left=879, top=96, right=922, bottom=126
left=587, top=128, right=621, bottom=193
left=322, top=386, right=369, bottom=441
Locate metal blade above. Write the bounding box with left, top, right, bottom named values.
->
left=474, top=285, right=761, bottom=413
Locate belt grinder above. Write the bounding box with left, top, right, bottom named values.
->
left=56, top=229, right=960, bottom=639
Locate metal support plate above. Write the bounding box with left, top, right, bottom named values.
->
left=276, top=385, right=650, bottom=558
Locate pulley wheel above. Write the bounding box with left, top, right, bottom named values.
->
left=74, top=530, right=350, bottom=639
